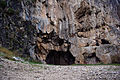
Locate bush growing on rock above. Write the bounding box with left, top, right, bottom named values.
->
left=6, top=8, right=15, bottom=15
left=0, top=0, right=7, bottom=9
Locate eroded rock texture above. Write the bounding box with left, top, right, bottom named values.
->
left=0, top=0, right=120, bottom=64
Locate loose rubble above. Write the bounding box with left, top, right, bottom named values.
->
left=0, top=57, right=120, bottom=80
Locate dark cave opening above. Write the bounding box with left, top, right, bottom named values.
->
left=45, top=50, right=75, bottom=65
left=101, top=39, right=110, bottom=44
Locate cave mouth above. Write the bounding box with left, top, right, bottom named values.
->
left=101, top=39, right=110, bottom=44
left=45, top=50, right=75, bottom=65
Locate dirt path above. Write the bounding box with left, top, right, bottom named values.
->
left=0, top=57, right=120, bottom=80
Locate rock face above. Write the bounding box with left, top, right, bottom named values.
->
left=96, top=44, right=120, bottom=64
left=0, top=0, right=37, bottom=54
left=0, top=0, right=120, bottom=64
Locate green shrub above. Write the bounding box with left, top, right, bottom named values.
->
left=6, top=8, right=15, bottom=15
left=0, top=64, right=3, bottom=68
left=31, top=0, right=37, bottom=3
left=0, top=0, right=7, bottom=9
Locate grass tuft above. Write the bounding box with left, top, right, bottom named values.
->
left=28, top=60, right=42, bottom=65
left=0, top=47, right=15, bottom=59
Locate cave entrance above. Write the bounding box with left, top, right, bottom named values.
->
left=45, top=50, right=75, bottom=65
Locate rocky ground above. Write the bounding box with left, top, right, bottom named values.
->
left=0, top=57, right=120, bottom=80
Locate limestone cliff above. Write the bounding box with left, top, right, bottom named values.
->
left=0, top=0, right=120, bottom=64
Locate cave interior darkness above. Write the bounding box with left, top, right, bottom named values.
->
left=45, top=50, right=75, bottom=65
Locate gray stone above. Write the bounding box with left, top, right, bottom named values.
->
left=96, top=44, right=120, bottom=64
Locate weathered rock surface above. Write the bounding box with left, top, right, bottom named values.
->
left=0, top=0, right=37, bottom=54
left=0, top=0, right=120, bottom=64
left=96, top=44, right=120, bottom=64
